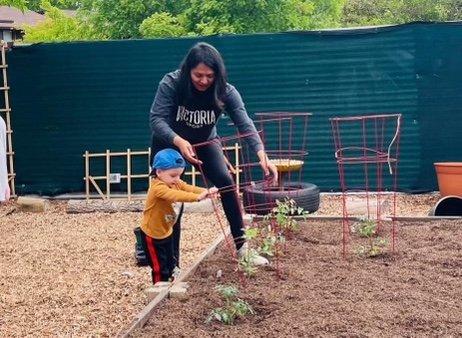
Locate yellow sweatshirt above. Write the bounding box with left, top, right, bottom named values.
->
left=141, top=178, right=206, bottom=239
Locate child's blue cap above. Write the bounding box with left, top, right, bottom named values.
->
left=152, top=148, right=186, bottom=170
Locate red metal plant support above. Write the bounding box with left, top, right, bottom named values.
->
left=191, top=112, right=316, bottom=280
left=330, top=114, right=402, bottom=257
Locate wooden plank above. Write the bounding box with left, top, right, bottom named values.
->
left=117, top=232, right=228, bottom=337
left=86, top=150, right=150, bottom=158
left=251, top=214, right=462, bottom=222
left=106, top=150, right=110, bottom=199
left=89, top=176, right=107, bottom=200
left=127, top=149, right=131, bottom=202
left=116, top=288, right=170, bottom=338
left=391, top=216, right=462, bottom=221
left=121, top=174, right=149, bottom=179
left=85, top=151, right=90, bottom=201
left=2, top=44, right=15, bottom=196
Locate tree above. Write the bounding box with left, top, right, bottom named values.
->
left=78, top=0, right=157, bottom=39
left=0, top=0, right=27, bottom=10
left=341, top=0, right=462, bottom=27
left=26, top=0, right=80, bottom=11
left=180, top=0, right=345, bottom=35
left=139, top=12, right=188, bottom=38
left=23, top=1, right=102, bottom=42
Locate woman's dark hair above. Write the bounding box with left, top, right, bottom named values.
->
left=177, top=42, right=227, bottom=109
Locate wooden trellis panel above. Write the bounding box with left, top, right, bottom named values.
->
left=83, top=144, right=241, bottom=201
left=0, top=42, right=15, bottom=197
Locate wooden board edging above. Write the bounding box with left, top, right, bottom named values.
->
left=117, top=231, right=229, bottom=337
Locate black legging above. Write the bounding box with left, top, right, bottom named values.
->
left=151, top=139, right=245, bottom=250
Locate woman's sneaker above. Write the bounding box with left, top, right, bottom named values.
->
left=237, top=242, right=269, bottom=266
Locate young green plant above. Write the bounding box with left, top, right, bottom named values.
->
left=206, top=285, right=254, bottom=325
left=238, top=227, right=259, bottom=277
left=271, top=198, right=307, bottom=233
left=354, top=217, right=388, bottom=257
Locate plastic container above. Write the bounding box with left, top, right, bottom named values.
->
left=428, top=195, right=462, bottom=216
left=434, top=162, right=462, bottom=197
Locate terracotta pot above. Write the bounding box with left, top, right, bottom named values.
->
left=434, top=162, right=462, bottom=197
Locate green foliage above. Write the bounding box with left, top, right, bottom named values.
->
left=0, top=0, right=28, bottom=10
left=180, top=0, right=345, bottom=35
left=267, top=198, right=308, bottom=233
left=26, top=0, right=79, bottom=11
left=353, top=218, right=388, bottom=257
left=206, top=285, right=254, bottom=325
left=355, top=237, right=388, bottom=257
left=342, top=0, right=462, bottom=27
left=23, top=1, right=101, bottom=42
left=78, top=0, right=156, bottom=39
left=238, top=249, right=258, bottom=277
left=260, top=231, right=278, bottom=257
left=243, top=226, right=259, bottom=242
left=139, top=12, right=188, bottom=38
left=355, top=217, right=377, bottom=238
left=21, top=0, right=462, bottom=42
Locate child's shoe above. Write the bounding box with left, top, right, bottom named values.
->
left=172, top=266, right=182, bottom=280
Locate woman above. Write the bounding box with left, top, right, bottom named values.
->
left=149, top=42, right=278, bottom=266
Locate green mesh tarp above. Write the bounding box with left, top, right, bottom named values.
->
left=6, top=22, right=462, bottom=195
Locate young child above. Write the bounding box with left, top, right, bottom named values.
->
left=140, top=148, right=217, bottom=283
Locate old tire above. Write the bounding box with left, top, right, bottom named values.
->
left=242, top=181, right=320, bottom=215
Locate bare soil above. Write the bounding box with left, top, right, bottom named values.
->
left=136, top=219, right=462, bottom=337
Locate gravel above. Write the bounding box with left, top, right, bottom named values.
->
left=0, top=201, right=221, bottom=337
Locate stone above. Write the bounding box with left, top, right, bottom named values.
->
left=169, top=282, right=189, bottom=299
left=17, top=196, right=48, bottom=212
left=144, top=282, right=171, bottom=301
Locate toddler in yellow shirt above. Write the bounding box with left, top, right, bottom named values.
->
left=140, top=148, right=217, bottom=283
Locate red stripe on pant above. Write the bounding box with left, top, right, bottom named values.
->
left=146, top=236, right=162, bottom=284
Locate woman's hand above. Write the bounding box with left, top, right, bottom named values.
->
left=207, top=187, right=219, bottom=199
left=257, top=150, right=278, bottom=185
left=173, top=136, right=202, bottom=165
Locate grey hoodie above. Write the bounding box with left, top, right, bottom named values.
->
left=149, top=70, right=263, bottom=152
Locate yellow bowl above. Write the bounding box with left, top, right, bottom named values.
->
left=268, top=159, right=304, bottom=172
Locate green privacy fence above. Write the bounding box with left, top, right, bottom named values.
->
left=6, top=22, right=462, bottom=195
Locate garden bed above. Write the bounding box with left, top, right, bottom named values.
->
left=135, top=219, right=462, bottom=337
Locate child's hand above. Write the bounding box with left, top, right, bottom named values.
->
left=197, top=189, right=208, bottom=201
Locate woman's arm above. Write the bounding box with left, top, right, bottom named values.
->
left=224, top=85, right=263, bottom=153
left=224, top=85, right=278, bottom=183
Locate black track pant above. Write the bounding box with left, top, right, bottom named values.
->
left=140, top=229, right=175, bottom=283
left=152, top=139, right=245, bottom=250
left=140, top=205, right=183, bottom=283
